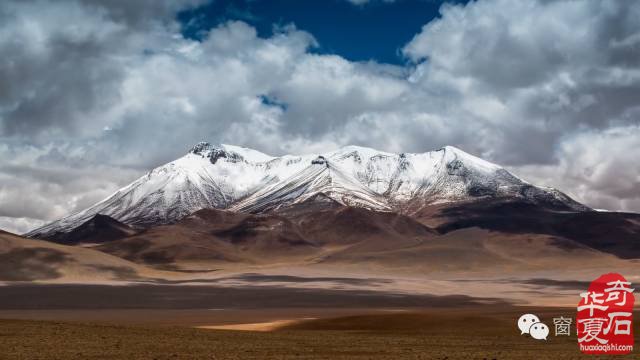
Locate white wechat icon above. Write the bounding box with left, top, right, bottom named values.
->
left=517, top=313, right=540, bottom=334
left=517, top=313, right=549, bottom=340
left=529, top=322, right=549, bottom=340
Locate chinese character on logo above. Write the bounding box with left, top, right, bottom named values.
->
left=577, top=273, right=635, bottom=355
left=553, top=317, right=572, bottom=336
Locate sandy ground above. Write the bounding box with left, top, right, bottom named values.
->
left=0, top=308, right=417, bottom=327
left=2, top=224, right=639, bottom=358
left=3, top=225, right=639, bottom=308
left=197, top=319, right=307, bottom=331
left=1, top=307, right=638, bottom=359
left=1, top=262, right=639, bottom=308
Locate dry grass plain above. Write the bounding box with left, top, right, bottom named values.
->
left=1, top=307, right=638, bottom=359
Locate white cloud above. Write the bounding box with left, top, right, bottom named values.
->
left=0, top=216, right=46, bottom=235
left=1, top=0, right=640, bottom=232
left=512, top=125, right=640, bottom=212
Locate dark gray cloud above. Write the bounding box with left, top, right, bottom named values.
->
left=0, top=0, right=205, bottom=140
left=0, top=0, right=639, bottom=233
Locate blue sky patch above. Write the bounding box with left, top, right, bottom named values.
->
left=178, top=0, right=468, bottom=65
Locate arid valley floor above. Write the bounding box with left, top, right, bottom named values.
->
left=1, top=306, right=638, bottom=359
left=2, top=206, right=640, bottom=359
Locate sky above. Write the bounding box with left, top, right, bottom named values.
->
left=1, top=0, right=640, bottom=233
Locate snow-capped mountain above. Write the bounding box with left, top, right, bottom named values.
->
left=27, top=142, right=588, bottom=239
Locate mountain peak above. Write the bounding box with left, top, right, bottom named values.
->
left=189, top=141, right=224, bottom=156
left=311, top=155, right=328, bottom=166
left=188, top=142, right=243, bottom=164
left=189, top=142, right=275, bottom=163
left=438, top=145, right=501, bottom=174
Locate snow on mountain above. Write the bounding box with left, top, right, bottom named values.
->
left=27, top=142, right=589, bottom=238
left=229, top=155, right=390, bottom=213
left=217, top=144, right=275, bottom=163
left=29, top=143, right=272, bottom=238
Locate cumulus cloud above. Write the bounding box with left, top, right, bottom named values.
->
left=512, top=125, right=640, bottom=213
left=0, top=142, right=142, bottom=223
left=403, top=0, right=640, bottom=165
left=1, top=0, right=639, bottom=232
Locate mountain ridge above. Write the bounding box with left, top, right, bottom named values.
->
left=26, top=142, right=589, bottom=239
